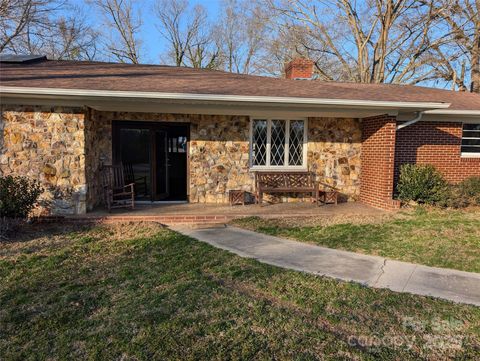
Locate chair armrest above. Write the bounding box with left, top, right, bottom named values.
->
left=123, top=183, right=135, bottom=192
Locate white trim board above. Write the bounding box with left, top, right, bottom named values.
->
left=0, top=86, right=451, bottom=110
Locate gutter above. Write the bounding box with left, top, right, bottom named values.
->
left=0, top=86, right=452, bottom=110
left=423, top=109, right=480, bottom=116
left=396, top=111, right=424, bottom=130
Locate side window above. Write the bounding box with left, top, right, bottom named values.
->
left=461, top=123, right=480, bottom=157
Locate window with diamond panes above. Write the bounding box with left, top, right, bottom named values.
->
left=250, top=118, right=306, bottom=168
left=289, top=120, right=304, bottom=166
left=461, top=123, right=480, bottom=156
left=270, top=120, right=286, bottom=165
left=252, top=119, right=268, bottom=166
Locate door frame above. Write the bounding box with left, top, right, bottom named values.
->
left=112, top=120, right=190, bottom=202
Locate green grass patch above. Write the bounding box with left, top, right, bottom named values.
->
left=0, top=222, right=479, bottom=360
left=233, top=208, right=480, bottom=273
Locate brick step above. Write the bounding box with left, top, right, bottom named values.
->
left=35, top=215, right=235, bottom=225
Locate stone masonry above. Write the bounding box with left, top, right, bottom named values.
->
left=1, top=106, right=362, bottom=214
left=0, top=105, right=87, bottom=215
left=85, top=110, right=254, bottom=208
left=308, top=117, right=361, bottom=201
left=86, top=111, right=362, bottom=208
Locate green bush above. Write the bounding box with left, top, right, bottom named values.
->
left=396, top=164, right=450, bottom=205
left=458, top=177, right=480, bottom=205
left=0, top=176, right=43, bottom=218
left=439, top=186, right=469, bottom=209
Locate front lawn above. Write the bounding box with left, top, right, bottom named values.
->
left=233, top=208, right=480, bottom=273
left=0, top=222, right=479, bottom=360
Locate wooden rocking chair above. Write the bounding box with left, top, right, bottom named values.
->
left=123, top=162, right=148, bottom=196
left=101, top=164, right=135, bottom=212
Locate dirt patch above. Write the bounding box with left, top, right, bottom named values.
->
left=0, top=221, right=166, bottom=260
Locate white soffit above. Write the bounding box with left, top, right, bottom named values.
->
left=0, top=86, right=452, bottom=113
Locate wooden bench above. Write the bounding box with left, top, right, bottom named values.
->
left=255, top=171, right=319, bottom=206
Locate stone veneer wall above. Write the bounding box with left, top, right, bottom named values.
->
left=308, top=117, right=361, bottom=201
left=0, top=105, right=87, bottom=215
left=0, top=106, right=363, bottom=214
left=85, top=111, right=362, bottom=208
left=85, top=110, right=253, bottom=209
left=84, top=108, right=113, bottom=209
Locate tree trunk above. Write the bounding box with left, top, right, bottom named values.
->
left=470, top=30, right=480, bottom=93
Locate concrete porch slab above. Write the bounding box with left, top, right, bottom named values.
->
left=68, top=202, right=386, bottom=225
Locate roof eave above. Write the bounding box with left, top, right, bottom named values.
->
left=0, top=86, right=451, bottom=112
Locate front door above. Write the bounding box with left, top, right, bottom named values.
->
left=113, top=121, right=189, bottom=201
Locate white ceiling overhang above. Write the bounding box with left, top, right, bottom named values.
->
left=0, top=86, right=453, bottom=118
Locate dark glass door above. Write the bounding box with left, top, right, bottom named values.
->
left=166, top=129, right=188, bottom=200
left=113, top=121, right=189, bottom=202
left=154, top=130, right=168, bottom=200
left=117, top=127, right=152, bottom=200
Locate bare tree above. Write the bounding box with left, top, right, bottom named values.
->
left=0, top=0, right=61, bottom=53
left=42, top=15, right=100, bottom=60
left=1, top=0, right=99, bottom=60
left=267, top=0, right=441, bottom=84
left=92, top=0, right=142, bottom=63
left=427, top=0, right=480, bottom=92
left=214, top=0, right=270, bottom=74
left=154, top=0, right=219, bottom=68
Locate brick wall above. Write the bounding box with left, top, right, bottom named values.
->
left=394, top=121, right=480, bottom=184
left=360, top=115, right=400, bottom=210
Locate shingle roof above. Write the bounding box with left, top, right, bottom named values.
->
left=1, top=59, right=480, bottom=111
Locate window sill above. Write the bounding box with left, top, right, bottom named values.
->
left=461, top=153, right=480, bottom=159
left=249, top=166, right=308, bottom=172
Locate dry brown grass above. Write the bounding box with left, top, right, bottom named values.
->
left=0, top=221, right=165, bottom=260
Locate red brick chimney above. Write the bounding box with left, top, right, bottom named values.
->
left=284, top=58, right=314, bottom=79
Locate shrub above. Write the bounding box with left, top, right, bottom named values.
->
left=0, top=175, right=43, bottom=218
left=0, top=217, right=24, bottom=241
left=396, top=164, right=450, bottom=205
left=458, top=177, right=480, bottom=205
left=439, top=186, right=469, bottom=209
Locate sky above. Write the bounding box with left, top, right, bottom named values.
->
left=72, top=0, right=223, bottom=64
left=66, top=0, right=457, bottom=89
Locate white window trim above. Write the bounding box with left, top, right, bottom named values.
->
left=249, top=117, right=308, bottom=170
left=460, top=122, right=480, bottom=158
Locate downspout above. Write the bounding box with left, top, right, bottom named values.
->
left=396, top=111, right=424, bottom=130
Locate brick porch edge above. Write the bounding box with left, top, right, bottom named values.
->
left=35, top=214, right=237, bottom=225
left=38, top=209, right=400, bottom=225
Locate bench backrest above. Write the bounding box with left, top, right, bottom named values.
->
left=255, top=172, right=315, bottom=189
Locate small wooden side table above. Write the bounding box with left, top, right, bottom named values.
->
left=319, top=190, right=339, bottom=205
left=229, top=190, right=246, bottom=206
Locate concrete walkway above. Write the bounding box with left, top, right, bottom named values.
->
left=172, top=225, right=480, bottom=307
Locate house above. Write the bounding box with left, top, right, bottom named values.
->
left=1, top=55, right=480, bottom=215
